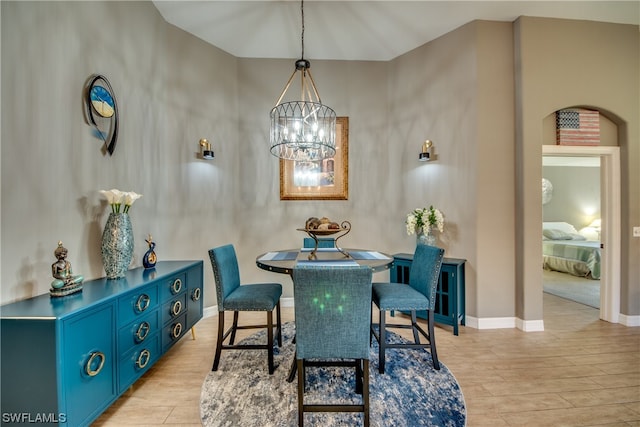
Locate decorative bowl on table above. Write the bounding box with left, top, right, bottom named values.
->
left=298, top=227, right=343, bottom=236
left=297, top=217, right=351, bottom=259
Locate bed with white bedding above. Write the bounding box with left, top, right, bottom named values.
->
left=542, top=222, right=601, bottom=280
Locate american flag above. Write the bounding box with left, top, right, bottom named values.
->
left=556, top=109, right=600, bottom=146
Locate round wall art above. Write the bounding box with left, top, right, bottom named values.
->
left=542, top=178, right=553, bottom=205
left=84, top=74, right=119, bottom=155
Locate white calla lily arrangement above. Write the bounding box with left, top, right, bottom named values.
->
left=101, top=189, right=142, bottom=213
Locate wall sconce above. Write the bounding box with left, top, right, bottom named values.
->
left=419, top=140, right=433, bottom=161
left=199, top=138, right=214, bottom=160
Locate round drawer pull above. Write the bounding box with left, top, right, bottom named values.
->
left=191, top=287, right=201, bottom=301
left=85, top=351, right=106, bottom=377
left=171, top=300, right=182, bottom=317
left=136, top=294, right=151, bottom=313
left=171, top=322, right=183, bottom=339
left=135, top=321, right=151, bottom=342
left=171, top=278, right=183, bottom=294
left=136, top=349, right=151, bottom=369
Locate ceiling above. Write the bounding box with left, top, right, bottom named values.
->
left=152, top=1, right=639, bottom=61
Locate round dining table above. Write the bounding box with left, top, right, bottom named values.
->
left=255, top=247, right=393, bottom=383
left=255, top=248, right=393, bottom=275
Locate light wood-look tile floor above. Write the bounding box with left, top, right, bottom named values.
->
left=94, top=293, right=640, bottom=426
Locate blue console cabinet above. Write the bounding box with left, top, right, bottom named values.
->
left=391, top=253, right=466, bottom=335
left=0, top=260, right=203, bottom=426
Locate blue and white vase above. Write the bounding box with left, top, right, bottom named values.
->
left=101, top=212, right=134, bottom=279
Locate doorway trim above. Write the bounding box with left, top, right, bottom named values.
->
left=542, top=145, right=620, bottom=323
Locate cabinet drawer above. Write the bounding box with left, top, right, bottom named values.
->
left=162, top=313, right=187, bottom=350
left=118, top=334, right=160, bottom=393
left=161, top=293, right=187, bottom=325
left=62, top=304, right=116, bottom=427
left=118, top=284, right=159, bottom=325
left=159, top=273, right=187, bottom=303
left=117, top=310, right=159, bottom=355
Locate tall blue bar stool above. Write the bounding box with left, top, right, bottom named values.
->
left=292, top=265, right=373, bottom=426
left=371, top=244, right=444, bottom=374
left=209, top=244, right=283, bottom=374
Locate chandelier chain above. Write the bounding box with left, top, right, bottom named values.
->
left=300, top=0, right=305, bottom=59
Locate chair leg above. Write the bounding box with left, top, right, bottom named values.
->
left=287, top=350, right=297, bottom=383
left=212, top=312, right=225, bottom=371
left=229, top=311, right=239, bottom=345
left=267, top=309, right=275, bottom=374
left=355, top=359, right=363, bottom=394
left=411, top=311, right=421, bottom=344
left=297, top=359, right=305, bottom=426
left=378, top=309, right=387, bottom=374
left=276, top=301, right=282, bottom=347
left=428, top=309, right=440, bottom=370
left=363, top=359, right=370, bottom=427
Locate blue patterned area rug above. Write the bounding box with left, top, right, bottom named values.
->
left=200, top=322, right=466, bottom=426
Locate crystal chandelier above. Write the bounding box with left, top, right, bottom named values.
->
left=269, top=0, right=336, bottom=161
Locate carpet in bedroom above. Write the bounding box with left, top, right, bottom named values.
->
left=543, top=269, right=600, bottom=308
left=200, top=322, right=466, bottom=427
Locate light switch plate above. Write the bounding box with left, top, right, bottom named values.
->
left=634, top=227, right=640, bottom=237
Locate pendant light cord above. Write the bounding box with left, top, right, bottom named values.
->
left=300, top=0, right=305, bottom=60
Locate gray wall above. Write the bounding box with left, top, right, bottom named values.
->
left=1, top=1, right=238, bottom=305
left=515, top=17, right=639, bottom=319
left=2, top=2, right=638, bottom=324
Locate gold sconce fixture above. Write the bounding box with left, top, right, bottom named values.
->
left=199, top=138, right=214, bottom=160
left=419, top=140, right=433, bottom=161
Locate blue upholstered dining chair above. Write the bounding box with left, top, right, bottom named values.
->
left=371, top=244, right=445, bottom=374
left=302, top=237, right=335, bottom=248
left=208, top=244, right=283, bottom=374
left=292, top=265, right=373, bottom=426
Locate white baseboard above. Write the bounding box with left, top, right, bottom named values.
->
left=202, top=297, right=295, bottom=319
left=517, top=318, right=545, bottom=332
left=281, top=297, right=294, bottom=307
left=465, top=316, right=515, bottom=329
left=463, top=316, right=545, bottom=331
left=203, top=305, right=217, bottom=318
left=619, top=313, right=640, bottom=327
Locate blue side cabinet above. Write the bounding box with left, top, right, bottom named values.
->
left=0, top=260, right=203, bottom=426
left=391, top=253, right=466, bottom=335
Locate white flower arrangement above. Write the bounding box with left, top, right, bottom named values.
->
left=406, top=205, right=444, bottom=235
left=101, top=189, right=142, bottom=213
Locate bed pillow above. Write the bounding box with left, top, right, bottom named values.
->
left=543, top=229, right=571, bottom=240
left=543, top=228, right=587, bottom=240
left=579, top=226, right=600, bottom=241
left=542, top=222, right=579, bottom=234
